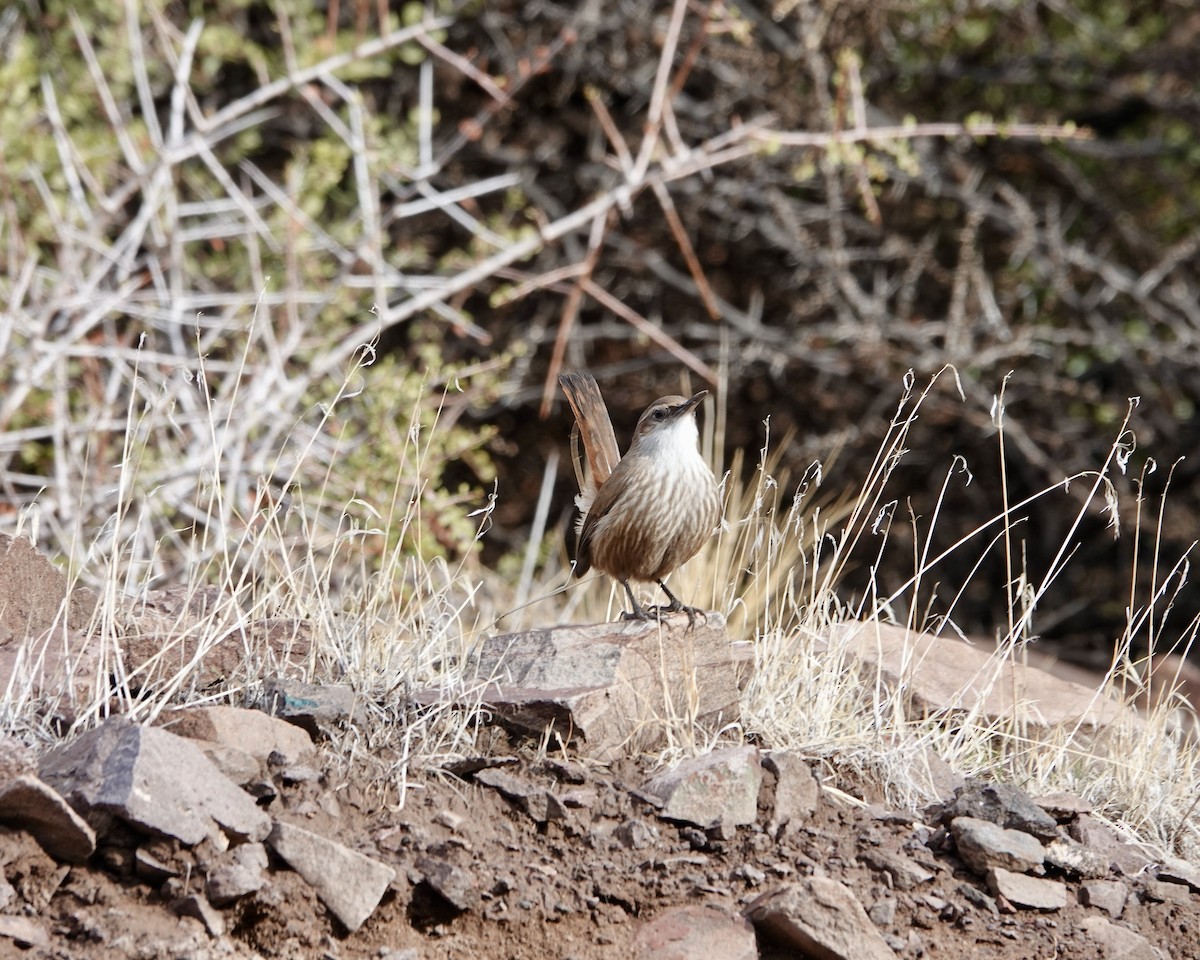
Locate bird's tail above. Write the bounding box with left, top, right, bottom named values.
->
left=558, top=371, right=620, bottom=517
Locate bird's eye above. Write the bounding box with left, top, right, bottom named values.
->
left=652, top=408, right=665, bottom=421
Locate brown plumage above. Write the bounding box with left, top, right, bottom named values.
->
left=559, top=372, right=720, bottom=625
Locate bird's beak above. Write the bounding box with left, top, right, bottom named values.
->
left=671, top=391, right=708, bottom=418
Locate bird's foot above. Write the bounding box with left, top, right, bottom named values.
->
left=645, top=600, right=708, bottom=629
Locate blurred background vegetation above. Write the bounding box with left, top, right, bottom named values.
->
left=1, top=0, right=1198, bottom=663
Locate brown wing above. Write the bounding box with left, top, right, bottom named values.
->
left=575, top=457, right=640, bottom=577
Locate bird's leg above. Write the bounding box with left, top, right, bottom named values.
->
left=650, top=580, right=707, bottom=629
left=619, top=580, right=654, bottom=621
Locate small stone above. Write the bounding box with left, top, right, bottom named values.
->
left=164, top=705, right=316, bottom=765
left=1069, top=816, right=1155, bottom=877
left=474, top=768, right=564, bottom=824
left=268, top=821, right=395, bottom=932
left=206, top=842, right=269, bottom=906
left=195, top=741, right=261, bottom=786
left=173, top=893, right=225, bottom=937
left=868, top=896, right=897, bottom=926
left=763, top=752, right=819, bottom=835
left=0, top=774, right=97, bottom=863
left=642, top=746, right=762, bottom=829
left=1156, top=855, right=1200, bottom=892
left=0, top=915, right=50, bottom=949
left=633, top=904, right=757, bottom=960
left=957, top=883, right=999, bottom=915
left=859, top=849, right=935, bottom=890
left=952, top=817, right=1046, bottom=875
left=261, top=678, right=359, bottom=735
left=1142, top=878, right=1192, bottom=905
left=613, top=818, right=657, bottom=850
left=1079, top=916, right=1167, bottom=960
left=1033, top=791, right=1092, bottom=818
left=416, top=856, right=478, bottom=913
left=744, top=878, right=897, bottom=960
left=433, top=810, right=464, bottom=832
left=986, top=867, right=1067, bottom=911
left=1080, top=879, right=1128, bottom=918
left=135, top=847, right=179, bottom=883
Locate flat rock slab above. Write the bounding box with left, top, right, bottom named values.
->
left=262, top=678, right=359, bottom=735
left=1078, top=916, right=1168, bottom=960
left=828, top=621, right=1129, bottom=734
left=633, top=904, right=757, bottom=960
left=745, top=877, right=897, bottom=960
left=469, top=616, right=739, bottom=760
left=642, top=746, right=762, bottom=829
left=39, top=717, right=270, bottom=846
left=952, top=816, right=1046, bottom=874
left=1080, top=879, right=1129, bottom=918
left=206, top=842, right=269, bottom=906
left=268, top=820, right=395, bottom=932
left=163, top=705, right=315, bottom=765
left=987, top=867, right=1068, bottom=911
left=763, top=751, right=819, bottom=836
left=474, top=768, right=565, bottom=824
left=0, top=774, right=96, bottom=863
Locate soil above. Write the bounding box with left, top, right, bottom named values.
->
left=3, top=746, right=1197, bottom=960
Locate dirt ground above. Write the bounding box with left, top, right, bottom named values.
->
left=4, top=739, right=1198, bottom=960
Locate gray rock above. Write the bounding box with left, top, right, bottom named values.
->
left=859, top=849, right=934, bottom=891
left=416, top=856, right=478, bottom=912
left=744, top=877, right=897, bottom=960
left=1142, top=878, right=1192, bottom=905
left=633, top=904, right=757, bottom=960
left=134, top=846, right=179, bottom=883
left=613, top=818, right=658, bottom=850
left=268, top=820, right=394, bottom=932
left=642, top=746, right=762, bottom=829
left=1156, top=855, right=1200, bottom=892
left=466, top=617, right=740, bottom=760
left=1044, top=837, right=1110, bottom=879
left=1033, top=791, right=1093, bottom=818
left=0, top=534, right=96, bottom=641
left=206, top=842, right=269, bottom=906
left=1080, top=879, right=1128, bottom=918
left=0, top=774, right=96, bottom=863
left=1070, top=816, right=1157, bottom=877
left=0, top=736, right=36, bottom=780
left=474, top=768, right=565, bottom=824
left=936, top=783, right=1059, bottom=840
left=39, top=718, right=270, bottom=846
left=261, top=678, right=359, bottom=735
left=0, top=915, right=50, bottom=949
left=164, top=705, right=316, bottom=765
left=194, top=740, right=261, bottom=786
left=986, top=867, right=1067, bottom=911
left=763, top=752, right=819, bottom=835
left=173, top=893, right=225, bottom=937
left=952, top=816, right=1046, bottom=875
left=1079, top=916, right=1168, bottom=960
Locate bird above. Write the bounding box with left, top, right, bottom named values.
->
left=559, top=371, right=720, bottom=626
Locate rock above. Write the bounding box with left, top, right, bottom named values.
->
left=910, top=747, right=967, bottom=801
left=827, top=622, right=1131, bottom=734
left=1044, top=837, right=1110, bottom=878
left=268, top=820, right=395, bottom=932
left=859, top=849, right=934, bottom=891
left=763, top=752, right=819, bottom=835
left=0, top=736, right=36, bottom=779
left=165, top=705, right=316, bottom=766
left=134, top=846, right=179, bottom=883
left=633, top=904, right=757, bottom=960
left=744, top=877, right=897, bottom=960
left=0, top=534, right=96, bottom=642
left=1156, top=855, right=1200, bottom=892
left=194, top=741, right=261, bottom=786
left=1034, top=791, right=1093, bottom=818
left=466, top=616, right=740, bottom=760
left=0, top=914, right=50, bottom=949
left=173, top=893, right=225, bottom=937
left=416, top=856, right=478, bottom=913
left=987, top=867, right=1067, bottom=911
left=1142, top=878, right=1192, bottom=905
left=0, top=774, right=97, bottom=863
left=952, top=816, right=1046, bottom=874
left=613, top=818, right=658, bottom=850
left=1079, top=916, right=1168, bottom=960
left=474, top=768, right=565, bottom=824
left=1070, top=816, right=1157, bottom=877
left=1080, top=879, right=1129, bottom=918
left=935, top=782, right=1059, bottom=840
left=642, top=747, right=762, bottom=829
left=39, top=718, right=270, bottom=846
left=261, top=678, right=359, bottom=735
left=206, top=842, right=269, bottom=906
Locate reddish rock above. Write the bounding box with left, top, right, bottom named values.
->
left=634, top=904, right=757, bottom=960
